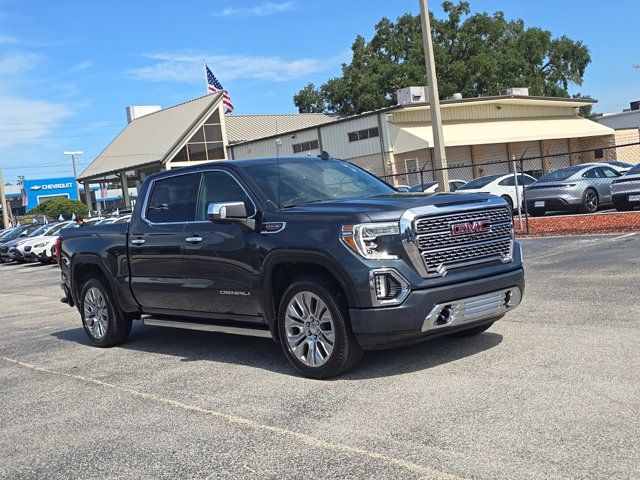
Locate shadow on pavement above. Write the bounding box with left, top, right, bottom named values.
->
left=51, top=323, right=502, bottom=380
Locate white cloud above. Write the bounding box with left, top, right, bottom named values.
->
left=70, top=60, right=93, bottom=72
left=0, top=52, right=40, bottom=78
left=0, top=96, right=73, bottom=148
left=128, top=52, right=334, bottom=83
left=0, top=33, right=19, bottom=45
left=0, top=52, right=74, bottom=148
left=214, top=1, right=296, bottom=17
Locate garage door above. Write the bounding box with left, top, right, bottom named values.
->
left=544, top=139, right=571, bottom=171
left=474, top=143, right=510, bottom=177
left=445, top=146, right=474, bottom=182
left=515, top=141, right=543, bottom=178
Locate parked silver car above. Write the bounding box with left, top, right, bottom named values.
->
left=611, top=163, right=640, bottom=211
left=525, top=163, right=622, bottom=216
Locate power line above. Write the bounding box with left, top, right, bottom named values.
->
left=0, top=118, right=123, bottom=127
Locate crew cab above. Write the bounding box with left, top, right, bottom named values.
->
left=59, top=156, right=524, bottom=378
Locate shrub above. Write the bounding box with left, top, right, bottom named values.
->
left=27, top=198, right=88, bottom=219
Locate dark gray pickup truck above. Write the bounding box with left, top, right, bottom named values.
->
left=58, top=156, right=524, bottom=378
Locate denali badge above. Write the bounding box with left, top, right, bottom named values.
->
left=451, top=220, right=490, bottom=236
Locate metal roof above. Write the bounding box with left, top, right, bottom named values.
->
left=78, top=93, right=223, bottom=181
left=229, top=95, right=598, bottom=147
left=225, top=113, right=338, bottom=144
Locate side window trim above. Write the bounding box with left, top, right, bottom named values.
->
left=141, top=168, right=259, bottom=226
left=196, top=170, right=257, bottom=221
left=141, top=172, right=202, bottom=226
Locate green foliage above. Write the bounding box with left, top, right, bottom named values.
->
left=27, top=198, right=88, bottom=219
left=294, top=1, right=591, bottom=115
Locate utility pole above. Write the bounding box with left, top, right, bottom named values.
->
left=64, top=150, right=83, bottom=202
left=419, top=0, right=449, bottom=192
left=0, top=166, right=10, bottom=228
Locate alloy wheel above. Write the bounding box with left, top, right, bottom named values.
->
left=585, top=190, right=598, bottom=212
left=83, top=287, right=109, bottom=340
left=284, top=291, right=336, bottom=367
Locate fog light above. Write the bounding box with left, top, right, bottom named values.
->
left=369, top=269, right=409, bottom=306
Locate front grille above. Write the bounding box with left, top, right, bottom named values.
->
left=413, top=207, right=513, bottom=277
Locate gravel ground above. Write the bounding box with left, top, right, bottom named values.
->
left=1, top=233, right=639, bottom=479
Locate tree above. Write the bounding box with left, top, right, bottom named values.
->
left=294, top=1, right=591, bottom=115
left=27, top=198, right=88, bottom=219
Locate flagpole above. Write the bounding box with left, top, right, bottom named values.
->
left=203, top=58, right=209, bottom=95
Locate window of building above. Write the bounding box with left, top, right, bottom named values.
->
left=146, top=173, right=201, bottom=223
left=170, top=107, right=226, bottom=163
left=404, top=158, right=419, bottom=173
left=196, top=171, right=255, bottom=220
left=347, top=127, right=379, bottom=142
left=594, top=148, right=604, bottom=159
left=292, top=139, right=319, bottom=153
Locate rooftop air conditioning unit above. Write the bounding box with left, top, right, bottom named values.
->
left=396, top=86, right=429, bottom=105
left=500, top=87, right=530, bottom=96
left=126, top=106, right=162, bottom=123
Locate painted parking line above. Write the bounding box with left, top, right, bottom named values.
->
left=529, top=233, right=637, bottom=260
left=1, top=356, right=465, bottom=480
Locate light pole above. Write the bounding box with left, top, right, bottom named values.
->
left=64, top=150, right=83, bottom=202
left=419, top=0, right=450, bottom=192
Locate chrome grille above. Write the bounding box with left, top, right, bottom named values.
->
left=413, top=207, right=513, bottom=277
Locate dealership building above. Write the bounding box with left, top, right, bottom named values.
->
left=76, top=88, right=624, bottom=204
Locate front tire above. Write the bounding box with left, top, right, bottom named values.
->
left=80, top=278, right=132, bottom=347
left=277, top=278, right=363, bottom=379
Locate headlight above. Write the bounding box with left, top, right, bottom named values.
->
left=34, top=242, right=47, bottom=248
left=341, top=222, right=400, bottom=260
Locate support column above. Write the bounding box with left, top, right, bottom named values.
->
left=83, top=182, right=92, bottom=211
left=120, top=172, right=131, bottom=209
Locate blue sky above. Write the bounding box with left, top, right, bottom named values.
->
left=0, top=0, right=638, bottom=183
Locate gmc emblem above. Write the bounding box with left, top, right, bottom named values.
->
left=451, top=220, right=490, bottom=236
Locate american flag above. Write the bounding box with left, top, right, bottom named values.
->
left=206, top=65, right=234, bottom=113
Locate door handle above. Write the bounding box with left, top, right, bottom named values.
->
left=185, top=236, right=203, bottom=243
left=130, top=238, right=145, bottom=245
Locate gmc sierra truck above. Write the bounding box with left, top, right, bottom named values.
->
left=58, top=156, right=524, bottom=378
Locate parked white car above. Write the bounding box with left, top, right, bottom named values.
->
left=454, top=173, right=537, bottom=209
left=19, top=221, right=74, bottom=263
left=408, top=179, right=466, bottom=193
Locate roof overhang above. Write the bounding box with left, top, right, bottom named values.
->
left=390, top=116, right=615, bottom=154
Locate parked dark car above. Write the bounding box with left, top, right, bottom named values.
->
left=59, top=156, right=524, bottom=378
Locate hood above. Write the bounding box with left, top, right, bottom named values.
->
left=282, top=192, right=496, bottom=222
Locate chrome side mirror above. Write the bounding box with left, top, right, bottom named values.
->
left=207, top=202, right=247, bottom=221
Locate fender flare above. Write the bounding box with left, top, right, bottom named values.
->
left=260, top=249, right=359, bottom=328
left=69, top=253, right=128, bottom=312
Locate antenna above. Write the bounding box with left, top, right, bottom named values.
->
left=275, top=119, right=281, bottom=208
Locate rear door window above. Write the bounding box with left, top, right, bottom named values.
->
left=145, top=173, right=201, bottom=223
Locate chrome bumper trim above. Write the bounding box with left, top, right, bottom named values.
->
left=421, top=287, right=522, bottom=332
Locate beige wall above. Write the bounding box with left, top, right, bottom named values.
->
left=614, top=128, right=640, bottom=146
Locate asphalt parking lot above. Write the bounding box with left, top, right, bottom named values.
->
left=1, top=234, right=639, bottom=479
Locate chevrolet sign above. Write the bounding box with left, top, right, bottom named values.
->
left=30, top=182, right=74, bottom=191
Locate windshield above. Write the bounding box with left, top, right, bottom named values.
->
left=240, top=159, right=396, bottom=207
left=537, top=166, right=583, bottom=182
left=408, top=182, right=436, bottom=192
left=29, top=224, right=55, bottom=237
left=1, top=225, right=33, bottom=241
left=626, top=164, right=640, bottom=176
left=458, top=175, right=501, bottom=190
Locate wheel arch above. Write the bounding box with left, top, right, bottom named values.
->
left=260, top=250, right=359, bottom=336
left=71, top=254, right=124, bottom=314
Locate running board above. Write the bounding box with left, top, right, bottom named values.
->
left=141, top=315, right=272, bottom=339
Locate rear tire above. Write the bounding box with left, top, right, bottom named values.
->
left=80, top=278, right=132, bottom=347
left=501, top=195, right=514, bottom=211
left=450, top=321, right=494, bottom=337
left=580, top=188, right=599, bottom=214
left=277, top=277, right=363, bottom=379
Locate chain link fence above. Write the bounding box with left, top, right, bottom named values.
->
left=379, top=142, right=640, bottom=235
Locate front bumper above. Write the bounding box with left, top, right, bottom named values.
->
left=349, top=267, right=524, bottom=349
